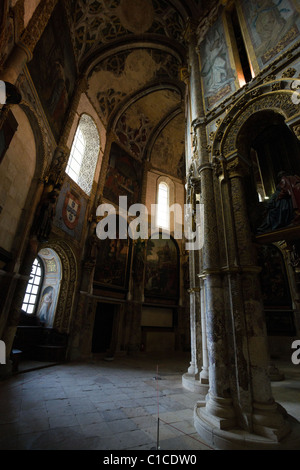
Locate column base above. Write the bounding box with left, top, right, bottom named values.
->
left=194, top=401, right=300, bottom=450
left=268, top=363, right=285, bottom=381
left=182, top=373, right=209, bottom=394
left=252, top=401, right=291, bottom=441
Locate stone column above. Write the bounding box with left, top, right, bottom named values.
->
left=0, top=0, right=59, bottom=84
left=181, top=20, right=205, bottom=386
left=194, top=161, right=236, bottom=430
left=227, top=155, right=291, bottom=441
left=198, top=277, right=209, bottom=387
left=187, top=287, right=198, bottom=376
left=183, top=16, right=237, bottom=428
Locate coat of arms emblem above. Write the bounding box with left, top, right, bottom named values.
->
left=62, top=191, right=81, bottom=230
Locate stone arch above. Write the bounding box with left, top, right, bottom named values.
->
left=211, top=84, right=300, bottom=160
left=19, top=102, right=48, bottom=178
left=109, top=80, right=184, bottom=133
left=39, top=239, right=77, bottom=333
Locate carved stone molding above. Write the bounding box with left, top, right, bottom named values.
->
left=19, top=0, right=59, bottom=55
left=212, top=89, right=300, bottom=158
left=40, top=238, right=77, bottom=333
left=292, top=123, right=300, bottom=140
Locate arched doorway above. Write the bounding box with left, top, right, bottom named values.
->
left=235, top=110, right=300, bottom=232
left=235, top=110, right=300, bottom=358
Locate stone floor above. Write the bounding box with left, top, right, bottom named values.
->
left=0, top=352, right=299, bottom=451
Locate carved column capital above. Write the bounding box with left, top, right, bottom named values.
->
left=214, top=154, right=250, bottom=180
left=226, top=155, right=250, bottom=179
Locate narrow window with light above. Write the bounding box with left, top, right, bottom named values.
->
left=157, top=182, right=170, bottom=230
left=21, top=257, right=44, bottom=314
left=65, top=114, right=100, bottom=196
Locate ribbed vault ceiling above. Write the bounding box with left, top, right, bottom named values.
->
left=66, top=0, right=203, bottom=179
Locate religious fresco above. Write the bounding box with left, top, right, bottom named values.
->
left=88, top=48, right=181, bottom=125
left=37, top=248, right=62, bottom=328
left=103, top=142, right=141, bottom=206
left=53, top=181, right=87, bottom=241
left=239, top=0, right=300, bottom=69
left=150, top=112, right=185, bottom=179
left=115, top=89, right=180, bottom=159
left=93, top=216, right=131, bottom=289
left=27, top=2, right=77, bottom=141
left=144, top=236, right=179, bottom=300
left=199, top=15, right=236, bottom=110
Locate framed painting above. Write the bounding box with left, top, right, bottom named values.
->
left=239, top=0, right=300, bottom=69
left=27, top=2, right=77, bottom=141
left=144, top=236, right=179, bottom=300
left=93, top=215, right=131, bottom=290
left=103, top=142, right=141, bottom=207
left=199, top=15, right=236, bottom=110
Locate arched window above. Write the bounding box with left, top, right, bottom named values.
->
left=157, top=182, right=170, bottom=230
left=66, top=114, right=100, bottom=195
left=21, top=257, right=44, bottom=314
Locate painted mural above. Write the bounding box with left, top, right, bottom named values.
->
left=94, top=216, right=131, bottom=289
left=103, top=142, right=141, bottom=206
left=37, top=248, right=62, bottom=328
left=240, top=0, right=300, bottom=68
left=144, top=236, right=179, bottom=300
left=27, top=3, right=77, bottom=141
left=199, top=15, right=236, bottom=109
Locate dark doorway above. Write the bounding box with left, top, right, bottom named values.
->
left=92, top=303, right=116, bottom=354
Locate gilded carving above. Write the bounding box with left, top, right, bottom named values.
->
left=292, top=124, right=300, bottom=140
left=282, top=68, right=296, bottom=78
left=263, top=74, right=277, bottom=83
left=271, top=82, right=283, bottom=91
left=209, top=131, right=215, bottom=141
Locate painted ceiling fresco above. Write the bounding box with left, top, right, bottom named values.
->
left=66, top=0, right=195, bottom=179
